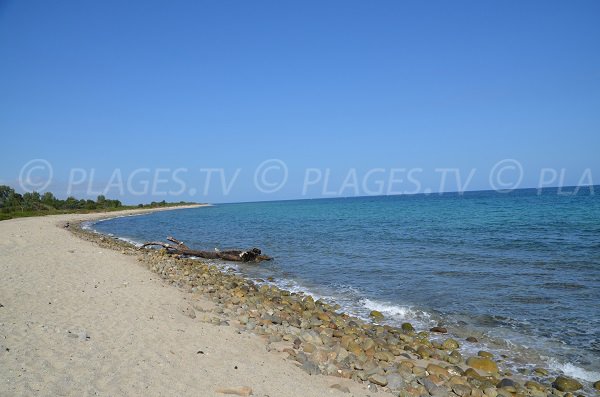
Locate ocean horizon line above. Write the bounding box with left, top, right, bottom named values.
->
left=210, top=184, right=598, bottom=205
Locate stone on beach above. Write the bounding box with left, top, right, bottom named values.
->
left=302, top=360, right=320, bottom=375
left=496, top=378, right=517, bottom=392
left=369, top=310, right=384, bottom=321
left=367, top=373, right=388, bottom=386
left=441, top=338, right=459, bottom=350
left=430, top=326, right=448, bottom=333
left=401, top=322, right=414, bottom=332
left=386, top=373, right=405, bottom=390
left=452, top=383, right=472, bottom=397
left=447, top=350, right=462, bottom=364
left=466, top=357, right=499, bottom=373
left=552, top=375, right=582, bottom=392
left=303, top=342, right=316, bottom=353
left=421, top=377, right=449, bottom=397
left=427, top=363, right=450, bottom=379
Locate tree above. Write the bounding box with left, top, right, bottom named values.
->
left=41, top=192, right=56, bottom=207
left=64, top=196, right=79, bottom=210
left=22, top=192, right=43, bottom=211
left=11, top=193, right=24, bottom=210
left=0, top=185, right=16, bottom=208
left=0, top=186, right=25, bottom=212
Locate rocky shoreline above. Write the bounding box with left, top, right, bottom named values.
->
left=69, top=220, right=599, bottom=397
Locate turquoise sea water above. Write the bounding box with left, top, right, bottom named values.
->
left=92, top=187, right=600, bottom=383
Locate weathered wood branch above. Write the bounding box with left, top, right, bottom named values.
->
left=139, top=237, right=272, bottom=263
left=166, top=236, right=189, bottom=249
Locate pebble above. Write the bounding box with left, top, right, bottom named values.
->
left=524, top=381, right=545, bottom=392
left=238, top=315, right=249, bottom=325
left=401, top=322, right=414, bottom=332
left=452, top=384, right=472, bottom=397
left=552, top=376, right=582, bottom=392
left=374, top=351, right=394, bottom=362
left=496, top=388, right=513, bottom=397
left=466, top=357, right=499, bottom=373
left=442, top=338, right=460, bottom=350
left=293, top=338, right=301, bottom=349
left=447, top=350, right=462, bottom=365
left=303, top=343, right=316, bottom=353
left=369, top=310, right=384, bottom=321
left=430, top=326, right=448, bottom=333
left=427, top=364, right=450, bottom=379
left=386, top=373, right=405, bottom=390
left=302, top=360, right=320, bottom=375
left=529, top=389, right=547, bottom=397
left=471, top=388, right=484, bottom=397
left=497, top=378, right=517, bottom=393
left=417, top=345, right=432, bottom=359
left=368, top=373, right=388, bottom=386
left=422, top=379, right=449, bottom=397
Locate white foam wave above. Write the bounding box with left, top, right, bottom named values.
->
left=361, top=298, right=417, bottom=318
left=546, top=358, right=600, bottom=382
left=271, top=279, right=327, bottom=302
left=114, top=236, right=143, bottom=248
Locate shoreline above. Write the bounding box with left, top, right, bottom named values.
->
left=71, top=210, right=598, bottom=396
left=1, top=207, right=597, bottom=396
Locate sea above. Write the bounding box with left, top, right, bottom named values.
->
left=90, top=187, right=600, bottom=385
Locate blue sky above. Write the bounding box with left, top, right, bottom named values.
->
left=1, top=0, right=599, bottom=203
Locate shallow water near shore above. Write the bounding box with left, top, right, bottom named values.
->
left=92, top=188, right=600, bottom=384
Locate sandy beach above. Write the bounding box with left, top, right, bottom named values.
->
left=0, top=207, right=382, bottom=397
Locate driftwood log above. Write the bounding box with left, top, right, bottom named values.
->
left=139, top=236, right=272, bottom=262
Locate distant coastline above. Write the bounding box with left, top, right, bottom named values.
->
left=0, top=184, right=206, bottom=221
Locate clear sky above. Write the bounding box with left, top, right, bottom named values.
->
left=1, top=0, right=599, bottom=203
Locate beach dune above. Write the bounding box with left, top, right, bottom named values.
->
left=0, top=209, right=379, bottom=396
